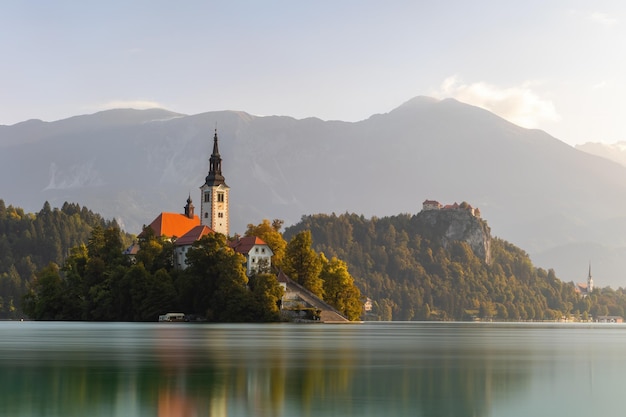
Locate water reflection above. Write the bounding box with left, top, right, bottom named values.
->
left=0, top=322, right=624, bottom=416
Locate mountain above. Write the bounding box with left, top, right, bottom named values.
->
left=3, top=97, right=626, bottom=287
left=576, top=142, right=626, bottom=167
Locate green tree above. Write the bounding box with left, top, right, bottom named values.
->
left=61, top=244, right=89, bottom=319
left=22, top=263, right=66, bottom=320
left=283, top=230, right=324, bottom=298
left=122, top=265, right=177, bottom=321
left=248, top=272, right=284, bottom=321
left=183, top=233, right=251, bottom=321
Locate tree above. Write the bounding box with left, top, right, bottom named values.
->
left=283, top=230, right=324, bottom=298
left=248, top=272, right=284, bottom=322
left=136, top=227, right=175, bottom=272
left=121, top=265, right=177, bottom=321
left=22, top=263, right=66, bottom=320
left=183, top=233, right=250, bottom=321
left=320, top=255, right=362, bottom=320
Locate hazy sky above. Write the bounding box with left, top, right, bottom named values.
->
left=3, top=1, right=626, bottom=145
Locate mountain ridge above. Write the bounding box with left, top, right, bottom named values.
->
left=3, top=97, right=626, bottom=287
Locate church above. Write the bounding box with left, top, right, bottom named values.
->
left=131, top=128, right=349, bottom=322
left=137, top=129, right=272, bottom=274
left=575, top=263, right=594, bottom=297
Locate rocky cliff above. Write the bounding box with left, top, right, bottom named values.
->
left=415, top=208, right=492, bottom=264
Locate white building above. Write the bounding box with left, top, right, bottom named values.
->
left=229, top=236, right=274, bottom=276
left=173, top=225, right=214, bottom=269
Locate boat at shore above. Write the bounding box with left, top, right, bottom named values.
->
left=158, top=312, right=186, bottom=322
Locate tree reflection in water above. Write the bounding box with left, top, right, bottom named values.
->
left=2, top=322, right=597, bottom=417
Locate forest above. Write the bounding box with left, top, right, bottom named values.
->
left=4, top=200, right=626, bottom=321
left=6, top=201, right=361, bottom=322
left=0, top=200, right=126, bottom=318
left=284, top=212, right=626, bottom=321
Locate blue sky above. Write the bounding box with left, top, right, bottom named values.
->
left=2, top=1, right=625, bottom=145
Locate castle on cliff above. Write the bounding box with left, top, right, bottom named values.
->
left=422, top=199, right=481, bottom=218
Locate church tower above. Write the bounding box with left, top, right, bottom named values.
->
left=587, top=263, right=594, bottom=295
left=200, top=129, right=230, bottom=235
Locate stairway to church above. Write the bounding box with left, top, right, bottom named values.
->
left=282, top=276, right=349, bottom=323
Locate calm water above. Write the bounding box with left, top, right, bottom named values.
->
left=1, top=321, right=625, bottom=417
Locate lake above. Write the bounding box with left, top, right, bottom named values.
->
left=0, top=321, right=624, bottom=417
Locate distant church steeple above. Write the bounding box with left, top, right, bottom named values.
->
left=587, top=262, right=594, bottom=294
left=200, top=128, right=230, bottom=235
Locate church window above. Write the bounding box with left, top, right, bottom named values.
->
left=217, top=192, right=224, bottom=202
left=204, top=192, right=210, bottom=202
left=204, top=213, right=208, bottom=218
left=218, top=212, right=223, bottom=218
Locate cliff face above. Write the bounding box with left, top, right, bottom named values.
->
left=415, top=209, right=492, bottom=264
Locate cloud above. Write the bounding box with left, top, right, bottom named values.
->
left=98, top=100, right=163, bottom=110
left=592, top=80, right=608, bottom=90
left=590, top=12, right=618, bottom=26
left=432, top=76, right=560, bottom=129
left=570, top=10, right=618, bottom=27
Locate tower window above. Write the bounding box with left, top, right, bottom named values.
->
left=217, top=192, right=224, bottom=202
left=218, top=212, right=223, bottom=218
left=204, top=192, right=210, bottom=202
left=204, top=213, right=208, bottom=218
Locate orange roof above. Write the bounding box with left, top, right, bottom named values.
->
left=229, top=236, right=269, bottom=255
left=175, top=225, right=214, bottom=246
left=145, top=212, right=200, bottom=239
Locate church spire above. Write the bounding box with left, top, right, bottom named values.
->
left=587, top=262, right=594, bottom=294
left=199, top=127, right=230, bottom=236
left=205, top=129, right=226, bottom=186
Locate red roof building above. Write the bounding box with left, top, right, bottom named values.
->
left=229, top=236, right=274, bottom=276
left=175, top=225, right=213, bottom=246
left=173, top=225, right=214, bottom=269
